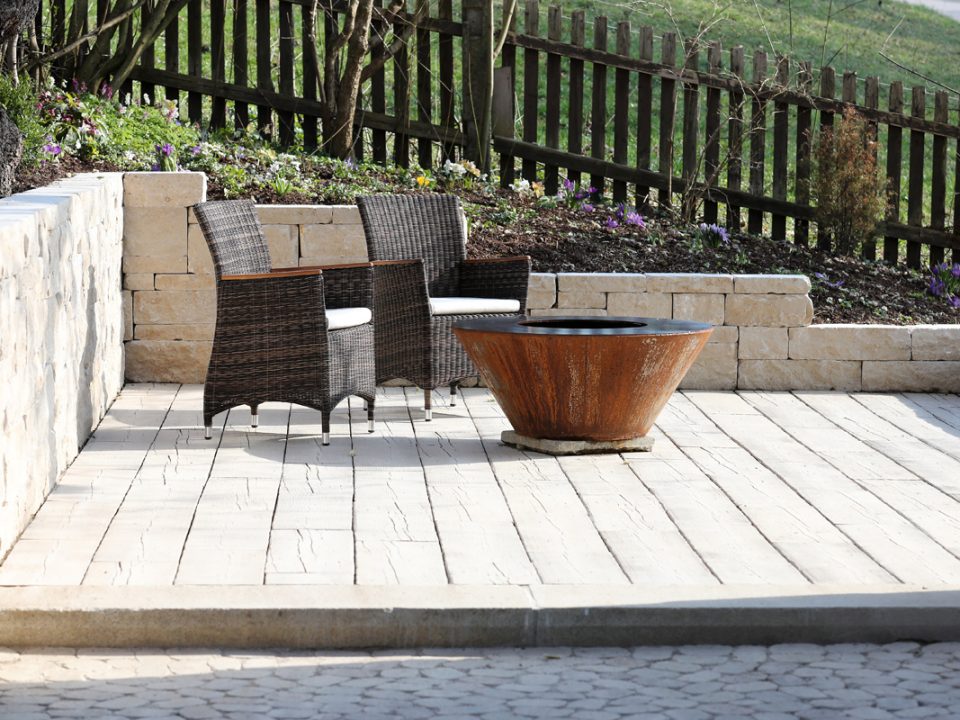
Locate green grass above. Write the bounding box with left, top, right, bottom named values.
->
left=544, top=0, right=960, bottom=96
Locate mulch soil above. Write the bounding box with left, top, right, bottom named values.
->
left=18, top=162, right=958, bottom=325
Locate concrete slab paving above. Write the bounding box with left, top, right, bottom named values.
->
left=2, top=385, right=960, bottom=646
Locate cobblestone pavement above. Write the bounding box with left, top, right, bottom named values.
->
left=2, top=643, right=960, bottom=719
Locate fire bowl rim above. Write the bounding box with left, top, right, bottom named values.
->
left=453, top=315, right=713, bottom=337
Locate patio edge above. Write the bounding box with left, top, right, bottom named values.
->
left=2, top=585, right=959, bottom=648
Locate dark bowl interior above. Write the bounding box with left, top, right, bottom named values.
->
left=519, top=319, right=649, bottom=330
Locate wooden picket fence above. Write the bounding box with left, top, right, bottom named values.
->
left=35, top=0, right=960, bottom=268
left=495, top=2, right=960, bottom=268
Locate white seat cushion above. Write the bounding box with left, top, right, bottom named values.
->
left=326, top=307, right=372, bottom=330
left=429, top=297, right=521, bottom=316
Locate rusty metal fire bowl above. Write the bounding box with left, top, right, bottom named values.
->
left=453, top=316, right=713, bottom=455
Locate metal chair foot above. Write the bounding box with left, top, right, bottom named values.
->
left=322, top=431, right=330, bottom=446
left=251, top=413, right=259, bottom=429
left=450, top=383, right=458, bottom=407
left=368, top=419, right=375, bottom=433
left=425, top=408, right=432, bottom=422
left=204, top=426, right=212, bottom=440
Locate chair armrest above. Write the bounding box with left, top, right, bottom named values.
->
left=372, top=258, right=430, bottom=319
left=459, top=256, right=532, bottom=311
left=216, top=271, right=329, bottom=342
left=265, top=264, right=374, bottom=309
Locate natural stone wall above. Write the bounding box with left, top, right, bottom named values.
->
left=529, top=272, right=813, bottom=391
left=120, top=173, right=960, bottom=392
left=0, top=173, right=125, bottom=560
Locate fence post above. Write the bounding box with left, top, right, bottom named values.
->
left=462, top=0, right=494, bottom=172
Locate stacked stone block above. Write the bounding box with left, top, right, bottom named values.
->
left=120, top=173, right=960, bottom=392
left=0, top=173, right=124, bottom=560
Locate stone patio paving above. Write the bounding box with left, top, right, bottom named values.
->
left=2, top=385, right=960, bottom=591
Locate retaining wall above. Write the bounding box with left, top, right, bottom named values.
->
left=0, top=173, right=125, bottom=559
left=120, top=172, right=960, bottom=392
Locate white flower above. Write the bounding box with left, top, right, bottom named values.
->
left=443, top=160, right=467, bottom=177
left=510, top=179, right=531, bottom=194
left=143, top=93, right=151, bottom=106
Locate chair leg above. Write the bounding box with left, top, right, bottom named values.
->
left=321, top=413, right=331, bottom=446
left=367, top=399, right=375, bottom=433
left=204, top=413, right=213, bottom=440
left=424, top=388, right=432, bottom=422
left=250, top=404, right=259, bottom=429
left=449, top=382, right=458, bottom=407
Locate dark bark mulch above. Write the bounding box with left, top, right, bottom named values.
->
left=467, top=200, right=957, bottom=325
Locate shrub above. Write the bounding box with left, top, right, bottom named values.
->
left=811, top=108, right=887, bottom=256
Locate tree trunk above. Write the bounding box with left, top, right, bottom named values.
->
left=322, top=0, right=375, bottom=158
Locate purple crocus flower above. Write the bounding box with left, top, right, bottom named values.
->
left=190, top=145, right=202, bottom=156
left=150, top=163, right=161, bottom=172
left=43, top=143, right=62, bottom=156
left=157, top=143, right=175, bottom=157
left=951, top=294, right=960, bottom=308
left=624, top=211, right=645, bottom=227
left=605, top=217, right=619, bottom=229
left=562, top=177, right=576, bottom=192
left=952, top=264, right=960, bottom=278
left=581, top=202, right=594, bottom=213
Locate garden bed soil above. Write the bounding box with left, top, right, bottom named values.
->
left=12, top=162, right=957, bottom=325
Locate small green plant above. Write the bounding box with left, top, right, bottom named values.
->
left=811, top=108, right=887, bottom=257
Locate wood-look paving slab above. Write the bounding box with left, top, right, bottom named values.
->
left=2, top=384, right=960, bottom=592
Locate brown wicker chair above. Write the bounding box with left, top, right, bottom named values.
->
left=357, top=193, right=530, bottom=420
left=194, top=200, right=376, bottom=445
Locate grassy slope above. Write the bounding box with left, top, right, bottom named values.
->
left=530, top=0, right=960, bottom=95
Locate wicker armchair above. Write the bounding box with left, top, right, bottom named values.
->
left=194, top=200, right=376, bottom=445
left=357, top=193, right=531, bottom=420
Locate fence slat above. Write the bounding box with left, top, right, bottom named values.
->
left=187, top=0, right=203, bottom=124
left=164, top=7, right=179, bottom=104
left=544, top=7, right=562, bottom=195
left=612, top=21, right=630, bottom=204
left=747, top=50, right=767, bottom=235
left=794, top=61, right=812, bottom=246
left=771, top=56, right=789, bottom=241
left=233, top=0, right=250, bottom=130
left=658, top=32, right=677, bottom=209
left=522, top=0, right=540, bottom=181
left=816, top=66, right=836, bottom=250
left=438, top=0, right=455, bottom=162
left=680, top=39, right=699, bottom=215
left=634, top=26, right=654, bottom=208
left=392, top=8, right=411, bottom=167
left=497, top=0, right=516, bottom=187
left=566, top=10, right=585, bottom=187
left=590, top=17, right=608, bottom=199
left=141, top=0, right=155, bottom=103
left=931, top=90, right=949, bottom=267
left=862, top=76, right=879, bottom=260
left=884, top=82, right=904, bottom=264
left=954, top=101, right=960, bottom=264
left=300, top=2, right=318, bottom=150
left=726, top=46, right=744, bottom=229
left=256, top=0, right=273, bottom=137
left=703, top=41, right=722, bottom=225
left=210, top=0, right=227, bottom=129
left=278, top=1, right=296, bottom=145
left=371, top=0, right=387, bottom=163
left=907, top=86, right=926, bottom=269
left=416, top=0, right=433, bottom=168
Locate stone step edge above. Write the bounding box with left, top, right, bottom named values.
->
left=1, top=584, right=959, bottom=648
